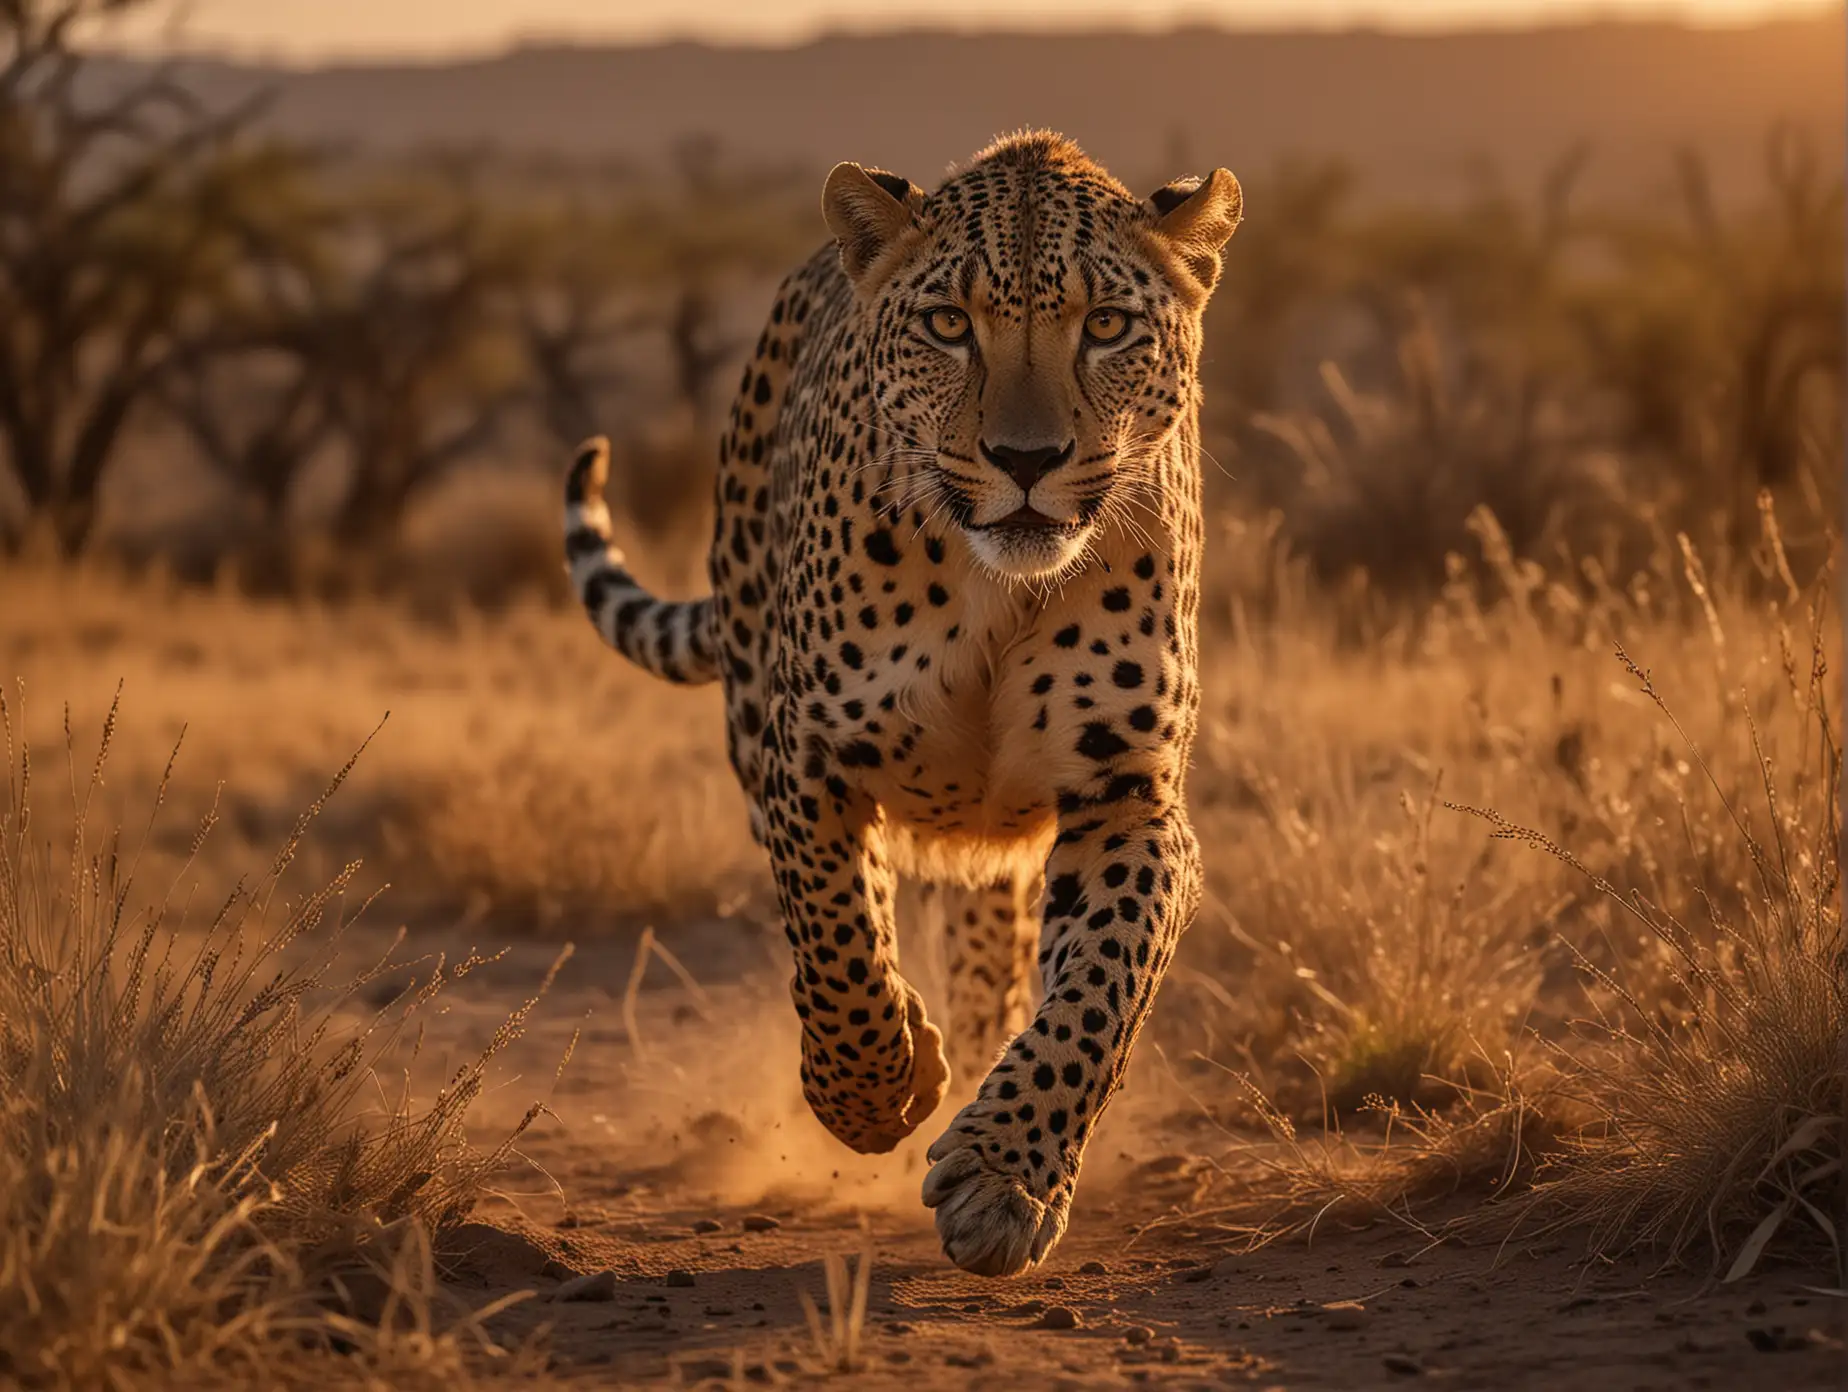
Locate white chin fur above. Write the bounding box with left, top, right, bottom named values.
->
left=965, top=525, right=1092, bottom=580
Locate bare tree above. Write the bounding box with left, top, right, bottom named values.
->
left=152, top=154, right=343, bottom=551
left=513, top=202, right=648, bottom=448
left=0, top=0, right=269, bottom=552
left=316, top=172, right=527, bottom=548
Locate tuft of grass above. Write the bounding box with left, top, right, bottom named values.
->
left=797, top=1228, right=874, bottom=1375
left=1461, top=569, right=1844, bottom=1276
left=1208, top=771, right=1544, bottom=1117
left=0, top=685, right=551, bottom=1388
left=1168, top=1050, right=1558, bottom=1251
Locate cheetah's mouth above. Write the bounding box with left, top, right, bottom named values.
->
left=964, top=504, right=1094, bottom=579
left=978, top=506, right=1077, bottom=533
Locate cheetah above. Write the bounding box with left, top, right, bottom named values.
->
left=563, top=132, right=1241, bottom=1276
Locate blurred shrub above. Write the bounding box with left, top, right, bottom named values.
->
left=1212, top=132, right=1842, bottom=603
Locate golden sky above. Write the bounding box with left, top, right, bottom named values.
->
left=113, top=0, right=1824, bottom=60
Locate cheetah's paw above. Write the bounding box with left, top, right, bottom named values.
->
left=920, top=1130, right=1069, bottom=1277
left=807, top=985, right=950, bottom=1154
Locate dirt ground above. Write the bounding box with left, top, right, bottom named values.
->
left=350, top=917, right=1848, bottom=1391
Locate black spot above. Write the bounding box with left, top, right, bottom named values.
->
left=1102, top=587, right=1131, bottom=612
left=1053, top=625, right=1081, bottom=648
left=1046, top=873, right=1082, bottom=918
left=1128, top=705, right=1157, bottom=732
left=865, top=530, right=901, bottom=565
left=1111, top=661, right=1144, bottom=689
left=838, top=741, right=882, bottom=768
left=1077, top=723, right=1130, bottom=761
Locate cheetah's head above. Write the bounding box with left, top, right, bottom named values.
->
left=823, top=132, right=1241, bottom=581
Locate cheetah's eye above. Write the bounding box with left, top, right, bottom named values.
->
left=922, top=307, right=972, bottom=345
left=1083, top=308, right=1131, bottom=345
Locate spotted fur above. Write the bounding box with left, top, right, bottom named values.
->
left=563, top=131, right=1241, bottom=1276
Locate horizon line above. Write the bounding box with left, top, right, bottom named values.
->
left=107, top=3, right=1838, bottom=72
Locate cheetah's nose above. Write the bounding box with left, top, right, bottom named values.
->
left=980, top=440, right=1074, bottom=493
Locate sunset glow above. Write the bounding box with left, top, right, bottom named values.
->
left=115, top=0, right=1830, bottom=61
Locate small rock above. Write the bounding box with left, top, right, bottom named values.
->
left=886, top=1321, right=914, bottom=1335
left=1745, top=1326, right=1807, bottom=1353
left=702, top=1305, right=733, bottom=1316
left=1008, top=1299, right=1047, bottom=1317
left=677, top=1357, right=733, bottom=1381
left=690, top=1219, right=723, bottom=1234
left=1043, top=1276, right=1066, bottom=1289
left=1383, top=1353, right=1424, bottom=1377
left=1179, top=1263, right=1213, bottom=1283
left=1324, top=1301, right=1368, bottom=1331
left=945, top=1349, right=996, bottom=1368
left=1379, top=1251, right=1412, bottom=1269
left=1080, top=1260, right=1109, bottom=1275
left=1122, top=1325, right=1155, bottom=1345
left=742, top=1214, right=782, bottom=1232
left=665, top=1269, right=696, bottom=1288
left=551, top=1269, right=619, bottom=1302
left=1745, top=1299, right=1768, bottom=1315
left=1038, top=1306, right=1082, bottom=1331
left=555, top=1212, right=585, bottom=1229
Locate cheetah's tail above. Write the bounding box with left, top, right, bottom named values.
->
left=563, top=437, right=719, bottom=686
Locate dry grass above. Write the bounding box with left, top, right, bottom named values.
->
left=797, top=1229, right=875, bottom=1375
left=1474, top=577, right=1843, bottom=1276
left=1169, top=499, right=1842, bottom=1279
left=0, top=560, right=762, bottom=932
left=0, top=687, right=556, bottom=1388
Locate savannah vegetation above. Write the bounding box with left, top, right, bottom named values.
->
left=0, top=0, right=1842, bottom=1384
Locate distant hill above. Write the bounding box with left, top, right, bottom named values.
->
left=136, top=15, right=1844, bottom=205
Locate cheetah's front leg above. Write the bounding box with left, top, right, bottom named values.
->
left=764, top=718, right=950, bottom=1153
left=921, top=799, right=1202, bottom=1275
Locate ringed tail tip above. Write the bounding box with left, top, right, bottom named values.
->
left=567, top=435, right=612, bottom=504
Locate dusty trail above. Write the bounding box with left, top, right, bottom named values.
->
left=362, top=921, right=1845, bottom=1389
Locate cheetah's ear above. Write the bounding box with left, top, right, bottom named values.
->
left=1147, top=168, right=1243, bottom=297
left=823, top=163, right=923, bottom=285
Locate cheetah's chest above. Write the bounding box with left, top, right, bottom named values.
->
left=810, top=572, right=1057, bottom=863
